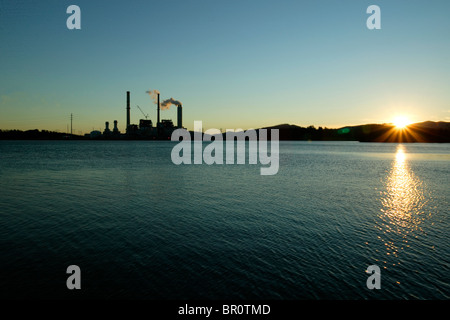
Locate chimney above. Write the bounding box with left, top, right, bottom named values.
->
left=113, top=120, right=120, bottom=134
left=157, top=93, right=160, bottom=125
left=103, top=121, right=111, bottom=135
left=177, top=104, right=182, bottom=128
left=126, top=91, right=130, bottom=128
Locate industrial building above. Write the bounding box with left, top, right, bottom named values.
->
left=91, top=91, right=183, bottom=140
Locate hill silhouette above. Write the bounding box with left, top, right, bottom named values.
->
left=258, top=121, right=450, bottom=143
left=0, top=129, right=81, bottom=140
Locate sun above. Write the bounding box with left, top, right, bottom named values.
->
left=392, top=116, right=411, bottom=129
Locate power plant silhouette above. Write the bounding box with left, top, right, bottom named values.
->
left=90, top=91, right=183, bottom=139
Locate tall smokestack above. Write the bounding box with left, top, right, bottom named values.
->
left=177, top=104, right=182, bottom=128
left=157, top=93, right=160, bottom=124
left=126, top=91, right=130, bottom=129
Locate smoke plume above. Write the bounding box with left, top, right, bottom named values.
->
left=145, top=89, right=160, bottom=104
left=161, top=98, right=182, bottom=110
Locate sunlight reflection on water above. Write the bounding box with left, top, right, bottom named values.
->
left=377, top=145, right=432, bottom=270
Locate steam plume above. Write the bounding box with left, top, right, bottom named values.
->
left=161, top=98, right=182, bottom=110
left=145, top=89, right=160, bottom=104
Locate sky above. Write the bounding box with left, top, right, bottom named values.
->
left=1, top=0, right=449, bottom=133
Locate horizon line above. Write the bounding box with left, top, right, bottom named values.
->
left=1, top=119, right=449, bottom=136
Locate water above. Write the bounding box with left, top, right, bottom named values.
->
left=0, top=140, right=448, bottom=299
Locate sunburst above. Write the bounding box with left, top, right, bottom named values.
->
left=392, top=116, right=411, bottom=129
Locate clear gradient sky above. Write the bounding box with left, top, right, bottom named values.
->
left=1, top=0, right=449, bottom=133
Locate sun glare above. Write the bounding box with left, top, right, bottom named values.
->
left=392, top=116, right=411, bottom=129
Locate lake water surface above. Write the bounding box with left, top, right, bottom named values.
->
left=0, top=141, right=448, bottom=299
